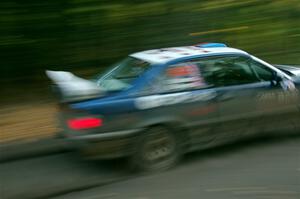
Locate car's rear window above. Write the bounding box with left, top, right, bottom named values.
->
left=96, top=57, right=151, bottom=92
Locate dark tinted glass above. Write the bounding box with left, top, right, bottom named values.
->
left=193, top=56, right=259, bottom=87
left=249, top=60, right=274, bottom=81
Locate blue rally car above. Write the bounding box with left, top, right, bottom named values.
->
left=47, top=43, right=300, bottom=171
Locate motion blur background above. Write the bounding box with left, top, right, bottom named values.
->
left=1, top=0, right=300, bottom=142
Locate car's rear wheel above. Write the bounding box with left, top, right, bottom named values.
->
left=130, top=126, right=181, bottom=172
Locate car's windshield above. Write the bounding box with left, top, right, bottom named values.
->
left=96, top=57, right=151, bottom=92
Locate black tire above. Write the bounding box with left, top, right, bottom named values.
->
left=130, top=126, right=181, bottom=172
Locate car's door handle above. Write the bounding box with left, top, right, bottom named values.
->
left=218, top=93, right=235, bottom=101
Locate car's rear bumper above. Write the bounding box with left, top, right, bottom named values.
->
left=59, top=129, right=142, bottom=159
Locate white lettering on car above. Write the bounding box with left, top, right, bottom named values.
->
left=135, top=91, right=217, bottom=110
left=256, top=89, right=299, bottom=105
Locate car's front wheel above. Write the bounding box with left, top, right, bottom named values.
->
left=130, top=126, right=181, bottom=172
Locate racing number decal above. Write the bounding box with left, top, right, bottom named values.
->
left=165, top=63, right=207, bottom=91
left=256, top=81, right=299, bottom=107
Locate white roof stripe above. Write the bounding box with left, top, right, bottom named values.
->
left=130, top=46, right=248, bottom=64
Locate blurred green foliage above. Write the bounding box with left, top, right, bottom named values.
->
left=1, top=0, right=300, bottom=83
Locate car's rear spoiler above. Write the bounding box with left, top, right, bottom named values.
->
left=46, top=70, right=103, bottom=102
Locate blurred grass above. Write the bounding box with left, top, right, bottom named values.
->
left=1, top=0, right=299, bottom=84
left=0, top=0, right=299, bottom=142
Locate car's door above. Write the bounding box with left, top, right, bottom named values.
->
left=248, top=58, right=300, bottom=134
left=194, top=55, right=299, bottom=143
left=138, top=61, right=220, bottom=150
left=192, top=55, right=266, bottom=144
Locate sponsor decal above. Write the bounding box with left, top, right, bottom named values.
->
left=256, top=80, right=299, bottom=105
left=161, top=48, right=183, bottom=52
left=166, top=63, right=207, bottom=90
left=135, top=91, right=217, bottom=110
left=167, top=64, right=200, bottom=77
left=256, top=89, right=299, bottom=105
left=167, top=65, right=194, bottom=77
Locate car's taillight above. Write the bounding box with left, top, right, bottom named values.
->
left=67, top=117, right=103, bottom=130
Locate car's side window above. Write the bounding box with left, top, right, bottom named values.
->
left=145, top=56, right=263, bottom=94
left=192, top=56, right=259, bottom=87
left=248, top=60, right=274, bottom=81
left=160, top=62, right=209, bottom=92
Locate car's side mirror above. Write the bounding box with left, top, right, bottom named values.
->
left=271, top=71, right=283, bottom=86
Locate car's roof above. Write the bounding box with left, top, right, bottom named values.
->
left=130, top=45, right=248, bottom=64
